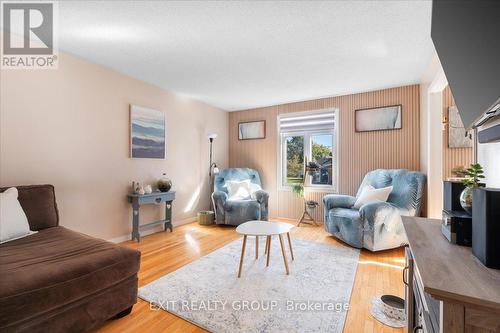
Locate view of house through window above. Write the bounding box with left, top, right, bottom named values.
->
left=280, top=110, right=336, bottom=189
left=311, top=134, right=333, bottom=185
left=285, top=135, right=304, bottom=184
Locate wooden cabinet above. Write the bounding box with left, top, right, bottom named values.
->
left=403, top=217, right=500, bottom=333
left=465, top=308, right=500, bottom=332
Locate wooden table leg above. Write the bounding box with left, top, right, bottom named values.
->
left=238, top=235, right=247, bottom=278
left=297, top=211, right=305, bottom=227
left=278, top=234, right=290, bottom=275
left=266, top=236, right=271, bottom=267
left=255, top=236, right=259, bottom=259
left=287, top=232, right=294, bottom=261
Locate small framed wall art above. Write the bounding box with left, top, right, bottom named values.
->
left=130, top=105, right=166, bottom=159
left=355, top=105, right=402, bottom=132
left=448, top=106, right=473, bottom=148
left=238, top=120, right=266, bottom=140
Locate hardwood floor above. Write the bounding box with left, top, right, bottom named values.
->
left=95, top=220, right=405, bottom=333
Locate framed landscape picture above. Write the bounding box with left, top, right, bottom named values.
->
left=130, top=105, right=166, bottom=159
left=238, top=120, right=266, bottom=140
left=355, top=105, right=402, bottom=132
left=448, top=106, right=473, bottom=148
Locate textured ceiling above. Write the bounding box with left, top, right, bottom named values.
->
left=58, top=1, right=434, bottom=111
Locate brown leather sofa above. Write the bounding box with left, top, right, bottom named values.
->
left=0, top=185, right=141, bottom=333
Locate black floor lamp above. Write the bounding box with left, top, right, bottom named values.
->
left=208, top=133, right=219, bottom=211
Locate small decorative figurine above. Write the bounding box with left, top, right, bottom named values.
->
left=144, top=185, right=153, bottom=194
left=137, top=186, right=145, bottom=195
left=133, top=182, right=145, bottom=195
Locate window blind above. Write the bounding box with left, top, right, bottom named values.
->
left=279, top=110, right=335, bottom=132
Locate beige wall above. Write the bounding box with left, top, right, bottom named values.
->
left=419, top=54, right=443, bottom=217
left=229, top=85, right=420, bottom=222
left=0, top=52, right=228, bottom=241
left=442, top=85, right=474, bottom=179
left=419, top=56, right=447, bottom=218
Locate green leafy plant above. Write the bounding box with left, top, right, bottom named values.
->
left=291, top=161, right=321, bottom=198
left=305, top=161, right=321, bottom=173
left=292, top=183, right=304, bottom=198
left=462, top=163, right=485, bottom=188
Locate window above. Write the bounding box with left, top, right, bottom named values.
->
left=284, top=135, right=304, bottom=184
left=311, top=134, right=333, bottom=185
left=279, top=110, right=337, bottom=190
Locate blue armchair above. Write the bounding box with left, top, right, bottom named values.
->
left=323, top=169, right=426, bottom=251
left=212, top=168, right=269, bottom=226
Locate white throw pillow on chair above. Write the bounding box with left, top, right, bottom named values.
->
left=225, top=180, right=252, bottom=200
left=0, top=187, right=37, bottom=243
left=353, top=185, right=393, bottom=209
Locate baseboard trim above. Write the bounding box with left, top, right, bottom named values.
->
left=274, top=216, right=324, bottom=224
left=107, top=216, right=197, bottom=243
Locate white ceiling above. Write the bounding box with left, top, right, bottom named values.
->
left=58, top=1, right=434, bottom=111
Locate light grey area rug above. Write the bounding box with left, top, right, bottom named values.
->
left=139, top=237, right=360, bottom=333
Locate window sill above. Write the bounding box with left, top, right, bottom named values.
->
left=279, top=186, right=337, bottom=194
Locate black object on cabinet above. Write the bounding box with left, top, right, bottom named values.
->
left=443, top=181, right=466, bottom=212
left=472, top=188, right=500, bottom=269
left=442, top=210, right=472, bottom=246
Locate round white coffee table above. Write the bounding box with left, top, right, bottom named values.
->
left=235, top=221, right=294, bottom=277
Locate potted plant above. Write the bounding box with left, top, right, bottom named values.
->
left=291, top=183, right=305, bottom=198
left=293, top=159, right=321, bottom=226
left=460, top=163, right=485, bottom=214
left=292, top=183, right=319, bottom=218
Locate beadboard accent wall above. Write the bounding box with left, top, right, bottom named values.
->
left=229, top=85, right=420, bottom=222
left=442, top=85, right=474, bottom=179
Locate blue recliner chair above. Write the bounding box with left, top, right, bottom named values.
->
left=323, top=169, right=426, bottom=251
left=212, top=168, right=269, bottom=226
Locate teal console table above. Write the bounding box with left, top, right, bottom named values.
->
left=127, top=191, right=176, bottom=242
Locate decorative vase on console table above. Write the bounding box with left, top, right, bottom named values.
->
left=460, top=163, right=485, bottom=214
left=157, top=173, right=172, bottom=192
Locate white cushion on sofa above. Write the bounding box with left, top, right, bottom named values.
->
left=0, top=187, right=37, bottom=243
left=353, top=185, right=393, bottom=209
